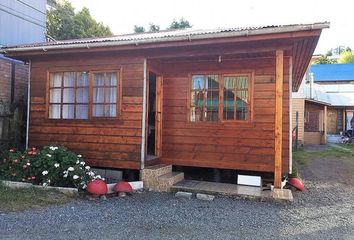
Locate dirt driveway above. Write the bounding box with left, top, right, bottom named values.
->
left=1, top=146, right=354, bottom=240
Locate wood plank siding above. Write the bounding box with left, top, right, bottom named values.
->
left=28, top=54, right=145, bottom=169
left=153, top=57, right=290, bottom=173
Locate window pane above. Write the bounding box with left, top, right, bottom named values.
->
left=94, top=73, right=105, bottom=86
left=50, top=89, right=61, bottom=103
left=63, top=88, right=75, bottom=103
left=105, top=104, right=116, bottom=117
left=62, top=104, right=74, bottom=119
left=207, top=75, right=219, bottom=89
left=93, top=104, right=104, bottom=117
left=93, top=87, right=105, bottom=103
left=192, top=75, right=204, bottom=90
left=223, top=88, right=234, bottom=120
left=206, top=110, right=218, bottom=121
left=206, top=90, right=219, bottom=107
left=236, top=99, right=248, bottom=120
left=76, top=105, right=88, bottom=119
left=190, top=106, right=203, bottom=122
left=49, top=104, right=60, bottom=119
left=63, top=72, right=76, bottom=87
left=50, top=73, right=62, bottom=87
left=77, top=72, right=89, bottom=87
left=224, top=76, right=236, bottom=90
left=106, top=73, right=117, bottom=86
left=223, top=75, right=249, bottom=121
left=105, top=87, right=117, bottom=103
left=191, top=91, right=205, bottom=107
left=237, top=76, right=249, bottom=89
left=76, top=88, right=88, bottom=103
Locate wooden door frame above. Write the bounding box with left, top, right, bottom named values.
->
left=145, top=71, right=163, bottom=159
left=155, top=75, right=163, bottom=157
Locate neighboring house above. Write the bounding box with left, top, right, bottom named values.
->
left=0, top=0, right=46, bottom=102
left=2, top=22, right=328, bottom=189
left=292, top=72, right=329, bottom=145
left=292, top=63, right=354, bottom=145
left=0, top=0, right=46, bottom=145
left=311, top=63, right=354, bottom=134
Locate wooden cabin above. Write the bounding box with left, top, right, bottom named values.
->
left=3, top=22, right=329, bottom=188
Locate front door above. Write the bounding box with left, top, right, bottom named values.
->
left=147, top=72, right=162, bottom=158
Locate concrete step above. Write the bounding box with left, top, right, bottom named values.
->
left=140, top=164, right=173, bottom=190
left=156, top=172, right=184, bottom=192
left=144, top=164, right=172, bottom=176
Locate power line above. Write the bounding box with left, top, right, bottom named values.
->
left=0, top=3, right=45, bottom=25
left=16, top=0, right=46, bottom=15
left=0, top=7, right=46, bottom=29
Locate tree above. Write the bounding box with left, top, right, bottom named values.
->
left=326, top=46, right=352, bottom=57
left=47, top=0, right=112, bottom=40
left=149, top=23, right=160, bottom=32
left=134, top=25, right=145, bottom=33
left=314, top=55, right=336, bottom=64
left=168, top=18, right=192, bottom=30
left=133, top=18, right=192, bottom=33
left=313, top=55, right=337, bottom=64
left=338, top=50, right=354, bottom=64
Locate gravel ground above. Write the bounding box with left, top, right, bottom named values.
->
left=1, top=156, right=354, bottom=240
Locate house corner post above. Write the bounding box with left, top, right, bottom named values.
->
left=274, top=50, right=283, bottom=188
left=324, top=105, right=327, bottom=144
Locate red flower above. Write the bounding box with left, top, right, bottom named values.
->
left=28, top=151, right=33, bottom=155
left=13, top=159, right=18, bottom=163
left=31, top=176, right=36, bottom=180
left=9, top=149, right=14, bottom=152
left=12, top=173, right=16, bottom=177
left=22, top=164, right=28, bottom=169
left=32, top=147, right=36, bottom=151
left=32, top=152, right=37, bottom=155
left=21, top=155, right=25, bottom=159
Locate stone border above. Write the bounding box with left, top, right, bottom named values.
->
left=1, top=180, right=78, bottom=196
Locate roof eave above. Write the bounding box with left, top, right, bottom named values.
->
left=1, top=22, right=329, bottom=55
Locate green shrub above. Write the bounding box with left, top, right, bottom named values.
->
left=0, top=148, right=37, bottom=182
left=0, top=146, right=100, bottom=190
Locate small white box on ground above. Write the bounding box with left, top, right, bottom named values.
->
left=129, top=181, right=143, bottom=190
left=237, top=174, right=262, bottom=187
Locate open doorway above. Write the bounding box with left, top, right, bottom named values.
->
left=147, top=72, right=156, bottom=157
left=147, top=72, right=162, bottom=161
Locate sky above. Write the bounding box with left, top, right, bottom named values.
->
left=70, top=0, right=354, bottom=54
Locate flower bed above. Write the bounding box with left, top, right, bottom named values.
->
left=0, top=145, right=102, bottom=190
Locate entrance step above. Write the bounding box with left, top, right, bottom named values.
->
left=145, top=155, right=160, bottom=167
left=156, top=172, right=184, bottom=192
left=140, top=164, right=184, bottom=192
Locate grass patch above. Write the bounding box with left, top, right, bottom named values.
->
left=0, top=183, right=74, bottom=212
left=292, top=143, right=354, bottom=178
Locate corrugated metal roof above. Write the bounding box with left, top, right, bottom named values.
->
left=2, top=22, right=329, bottom=51
left=311, top=63, right=354, bottom=82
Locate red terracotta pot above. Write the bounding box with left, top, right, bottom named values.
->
left=86, top=179, right=108, bottom=195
